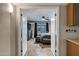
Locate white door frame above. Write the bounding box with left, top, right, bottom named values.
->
left=16, top=5, right=60, bottom=56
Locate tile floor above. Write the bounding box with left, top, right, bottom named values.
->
left=26, top=38, right=53, bottom=56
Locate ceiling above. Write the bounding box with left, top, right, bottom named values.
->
left=22, top=8, right=55, bottom=21
left=20, top=3, right=65, bottom=22
left=15, top=3, right=67, bottom=6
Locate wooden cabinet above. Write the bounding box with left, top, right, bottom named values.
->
left=67, top=40, right=79, bottom=56
left=67, top=3, right=79, bottom=26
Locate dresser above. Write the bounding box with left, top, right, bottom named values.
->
left=66, top=39, right=79, bottom=56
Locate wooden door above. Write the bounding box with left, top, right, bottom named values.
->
left=74, top=3, right=79, bottom=26
left=67, top=3, right=74, bottom=26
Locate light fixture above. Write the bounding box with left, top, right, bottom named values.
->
left=8, top=4, right=13, bottom=13
left=42, top=16, right=45, bottom=20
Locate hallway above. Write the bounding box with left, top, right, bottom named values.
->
left=27, top=39, right=53, bottom=56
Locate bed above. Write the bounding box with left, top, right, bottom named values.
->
left=35, top=33, right=51, bottom=44
left=40, top=33, right=51, bottom=44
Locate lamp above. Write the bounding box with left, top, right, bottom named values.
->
left=8, top=4, right=13, bottom=13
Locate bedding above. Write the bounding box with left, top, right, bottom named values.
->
left=40, top=33, right=51, bottom=44
left=36, top=33, right=51, bottom=44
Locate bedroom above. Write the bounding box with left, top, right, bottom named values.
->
left=27, top=17, right=51, bottom=56
left=21, top=8, right=56, bottom=56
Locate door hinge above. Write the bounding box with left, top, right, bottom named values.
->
left=55, top=35, right=56, bottom=39
left=21, top=50, right=23, bottom=56
left=21, top=33, right=22, bottom=38
left=55, top=13, right=57, bottom=16
left=21, top=14, right=22, bottom=16
left=21, top=30, right=22, bottom=38
left=21, top=50, right=23, bottom=52
left=55, top=49, right=57, bottom=52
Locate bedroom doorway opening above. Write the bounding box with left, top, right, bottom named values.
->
left=20, top=8, right=57, bottom=56
left=26, top=17, right=52, bottom=56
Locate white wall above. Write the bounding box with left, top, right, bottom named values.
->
left=16, top=6, right=21, bottom=56
left=59, top=5, right=79, bottom=56
left=10, top=5, right=16, bottom=56
left=51, top=20, right=56, bottom=55
left=22, top=16, right=27, bottom=56
left=0, top=3, right=16, bottom=56
left=0, top=4, right=10, bottom=56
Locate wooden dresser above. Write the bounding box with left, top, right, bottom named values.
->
left=66, top=39, right=79, bottom=56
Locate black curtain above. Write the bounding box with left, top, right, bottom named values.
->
left=34, top=23, right=37, bottom=38
left=27, top=22, right=29, bottom=40
left=46, top=23, right=49, bottom=32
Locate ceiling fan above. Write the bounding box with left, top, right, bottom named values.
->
left=42, top=16, right=49, bottom=20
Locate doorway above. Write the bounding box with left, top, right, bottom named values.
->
left=17, top=6, right=59, bottom=56
left=26, top=16, right=52, bottom=56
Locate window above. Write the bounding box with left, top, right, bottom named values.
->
left=37, top=23, right=46, bottom=33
